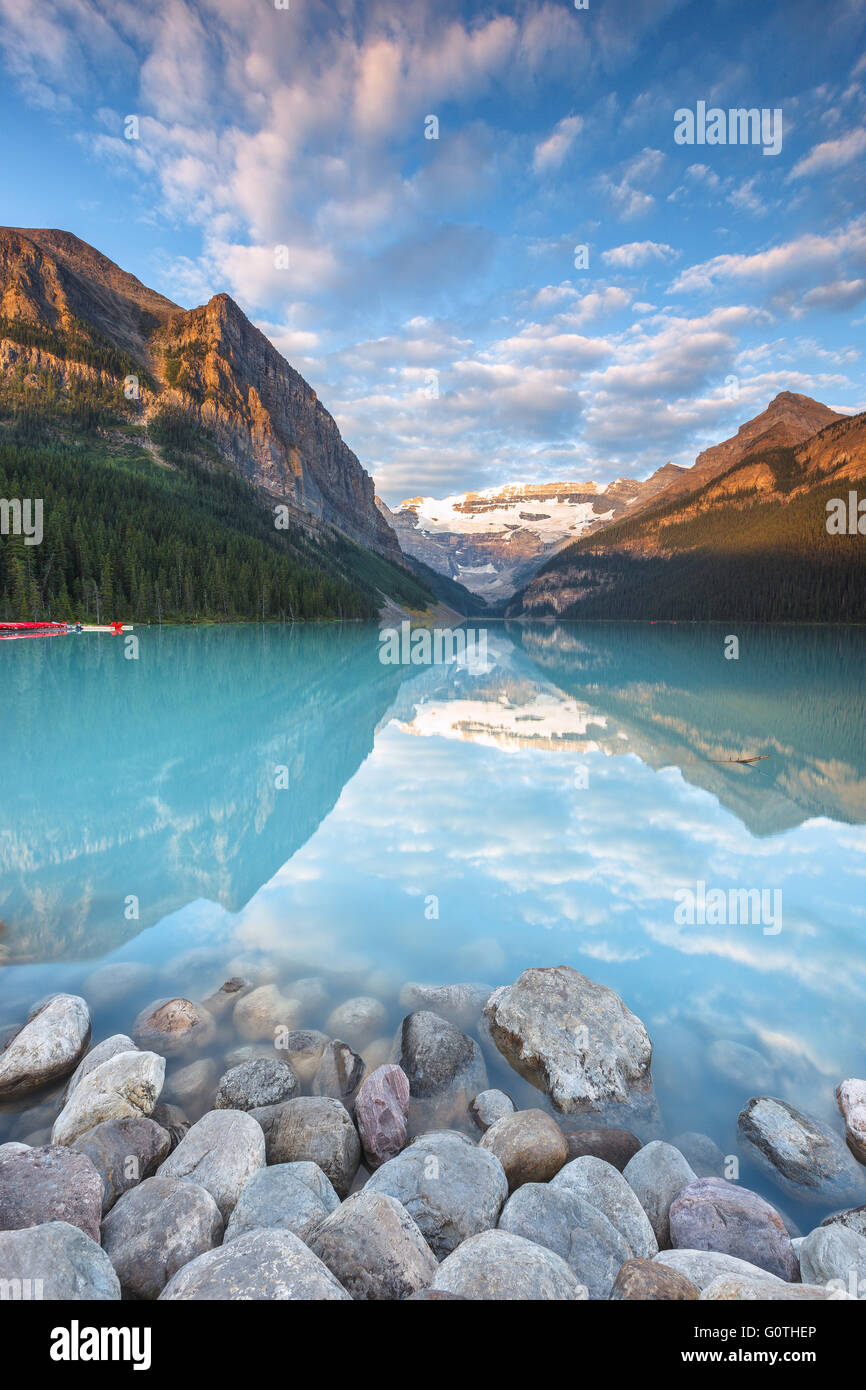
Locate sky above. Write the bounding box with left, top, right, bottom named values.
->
left=1, top=0, right=865, bottom=505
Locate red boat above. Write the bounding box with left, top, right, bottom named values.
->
left=0, top=621, right=129, bottom=640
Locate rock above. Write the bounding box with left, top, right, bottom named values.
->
left=287, top=977, right=330, bottom=1014
left=707, top=1039, right=775, bottom=1091
left=101, top=1176, right=223, bottom=1299
left=266, top=1096, right=360, bottom=1198
left=0, top=995, right=91, bottom=1100
left=653, top=1249, right=784, bottom=1291
left=611, top=1257, right=698, bottom=1300
left=325, top=996, right=387, bottom=1050
left=431, top=1229, right=586, bottom=1300
left=63, top=1034, right=137, bottom=1101
left=163, top=1058, right=219, bottom=1113
left=563, top=1127, right=642, bottom=1172
left=392, top=1011, right=488, bottom=1132
left=200, top=977, right=252, bottom=1019
left=738, top=1096, right=866, bottom=1205
left=623, top=1141, right=697, bottom=1247
left=821, top=1205, right=866, bottom=1239
left=0, top=1142, right=30, bottom=1156
left=669, top=1177, right=798, bottom=1281
left=701, top=1275, right=854, bottom=1301
left=483, top=966, right=652, bottom=1114
left=479, top=1109, right=568, bottom=1190
left=82, top=961, right=154, bottom=1010
left=132, top=998, right=216, bottom=1056
left=499, top=1182, right=630, bottom=1298
left=552, top=1156, right=658, bottom=1258
left=365, top=1130, right=508, bottom=1259
left=470, top=1089, right=515, bottom=1132
left=836, top=1078, right=866, bottom=1164
left=233, top=985, right=303, bottom=1042
left=150, top=1103, right=189, bottom=1150
left=354, top=1064, right=410, bottom=1170
left=215, top=1058, right=298, bottom=1111
left=70, top=1117, right=171, bottom=1213
left=0, top=1221, right=120, bottom=1299
left=671, top=1131, right=727, bottom=1178
left=310, top=1190, right=438, bottom=1300
left=225, top=1162, right=339, bottom=1244
left=51, top=1050, right=165, bottom=1146
left=312, top=1040, right=365, bottom=1104
left=159, top=1229, right=351, bottom=1300
left=157, top=1109, right=265, bottom=1220
left=398, top=983, right=491, bottom=1032
left=0, top=1144, right=104, bottom=1241
left=273, top=1029, right=328, bottom=1083
left=798, top=1223, right=866, bottom=1289
left=362, top=1037, right=392, bottom=1073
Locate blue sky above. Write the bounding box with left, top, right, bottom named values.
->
left=1, top=0, right=865, bottom=503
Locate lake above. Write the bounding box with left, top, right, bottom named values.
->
left=2, top=621, right=865, bottom=1230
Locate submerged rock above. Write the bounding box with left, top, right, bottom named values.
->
left=51, top=1050, right=165, bottom=1146
left=312, top=1040, right=365, bottom=1105
left=233, top=985, right=303, bottom=1042
left=432, top=1229, right=586, bottom=1300
left=552, top=1156, right=658, bottom=1259
left=392, top=1011, right=488, bottom=1132
left=163, top=1058, right=219, bottom=1113
left=150, top=1103, right=190, bottom=1150
left=470, top=1090, right=515, bottom=1132
left=82, top=962, right=154, bottom=1010
left=0, top=995, right=91, bottom=1100
left=101, top=1175, right=223, bottom=1300
left=669, top=1177, right=798, bottom=1281
left=670, top=1131, right=727, bottom=1179
left=738, top=1096, right=866, bottom=1206
left=498, top=1182, right=630, bottom=1299
left=132, top=998, right=215, bottom=1057
left=225, top=1162, right=339, bottom=1244
left=0, top=1221, right=120, bottom=1300
left=0, top=1144, right=104, bottom=1241
left=478, top=1109, right=568, bottom=1191
left=272, top=1030, right=329, bottom=1084
left=483, top=967, right=652, bottom=1115
left=71, top=1117, right=171, bottom=1212
left=623, top=1141, right=697, bottom=1248
left=200, top=977, right=252, bottom=1019
left=159, top=1229, right=351, bottom=1300
left=310, top=1191, right=438, bottom=1300
left=398, top=983, right=491, bottom=1032
left=325, top=997, right=387, bottom=1051
left=354, top=1064, right=410, bottom=1170
left=836, top=1078, right=866, bottom=1164
left=611, top=1257, right=698, bottom=1300
left=563, top=1126, right=642, bottom=1172
left=157, top=1108, right=265, bottom=1220
left=265, top=1096, right=361, bottom=1198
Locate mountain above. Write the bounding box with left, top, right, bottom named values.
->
left=511, top=406, right=866, bottom=621
left=384, top=469, right=683, bottom=601
left=0, top=227, right=429, bottom=623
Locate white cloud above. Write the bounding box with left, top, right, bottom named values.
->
left=601, top=241, right=677, bottom=269
left=533, top=114, right=583, bottom=173
left=789, top=127, right=866, bottom=179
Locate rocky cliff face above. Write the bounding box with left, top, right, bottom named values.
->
left=0, top=227, right=401, bottom=562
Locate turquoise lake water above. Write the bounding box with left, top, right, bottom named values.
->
left=1, top=621, right=865, bottom=1226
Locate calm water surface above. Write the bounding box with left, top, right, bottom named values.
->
left=2, top=622, right=865, bottom=1227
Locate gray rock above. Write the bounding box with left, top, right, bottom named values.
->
left=71, top=1117, right=171, bottom=1213
left=498, top=1182, right=630, bottom=1299
left=479, top=1109, right=569, bottom=1190
left=562, top=1126, right=642, bottom=1171
left=483, top=966, right=652, bottom=1114
left=820, top=1205, right=866, bottom=1239
left=0, top=1144, right=104, bottom=1241
left=82, top=962, right=154, bottom=1010
left=224, top=1163, right=338, bottom=1244
left=163, top=1058, right=219, bottom=1113
left=265, top=1096, right=360, bottom=1198
left=470, top=1089, right=515, bottom=1132
left=325, top=997, right=387, bottom=1050
left=215, top=1058, right=298, bottom=1111
left=354, top=1064, right=410, bottom=1169
left=701, top=1275, right=854, bottom=1301
left=272, top=1029, right=329, bottom=1084
left=51, top=1050, right=165, bottom=1145
left=669, top=1177, right=798, bottom=1281
left=392, top=1011, right=488, bottom=1132
left=0, top=1142, right=30, bottom=1157
left=132, top=997, right=216, bottom=1056
left=365, top=1130, right=508, bottom=1259
left=398, top=983, right=491, bottom=1031
left=671, top=1131, right=727, bottom=1178
left=157, top=1108, right=265, bottom=1220
left=707, top=1039, right=775, bottom=1091
left=312, top=1040, right=365, bottom=1104
left=798, top=1223, right=866, bottom=1290
left=431, top=1229, right=586, bottom=1300
left=310, top=1191, right=438, bottom=1299
left=0, top=995, right=91, bottom=1100
left=836, top=1078, right=866, bottom=1164
left=101, top=1175, right=223, bottom=1299
left=611, top=1257, right=698, bottom=1300
left=623, top=1141, right=697, bottom=1247
left=287, top=977, right=330, bottom=1015
left=653, top=1249, right=784, bottom=1291
left=233, top=985, right=303, bottom=1042
left=159, top=1228, right=351, bottom=1300
left=0, top=1221, right=120, bottom=1299
left=552, top=1155, right=658, bottom=1258
left=200, top=977, right=252, bottom=1019
left=738, top=1096, right=866, bottom=1206
left=63, top=1034, right=137, bottom=1101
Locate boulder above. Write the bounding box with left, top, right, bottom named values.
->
left=479, top=1109, right=568, bottom=1190
left=820, top=1205, right=866, bottom=1239
left=233, top=985, right=303, bottom=1042
left=325, top=997, right=387, bottom=1050
left=200, top=977, right=252, bottom=1019
left=623, top=1141, right=697, bottom=1247
left=671, top=1131, right=727, bottom=1179
left=498, top=1182, right=630, bottom=1299
left=0, top=995, right=91, bottom=1100
left=0, top=1221, right=120, bottom=1299
left=0, top=1144, right=104, bottom=1241
left=214, top=1058, right=298, bottom=1111
left=562, top=1126, right=642, bottom=1172
left=668, top=1177, right=797, bottom=1281
left=392, top=1011, right=488, bottom=1132
left=738, top=1096, right=866, bottom=1205
left=159, top=1229, right=351, bottom=1300
left=132, top=998, right=216, bottom=1056
left=354, top=1064, right=410, bottom=1170
left=157, top=1108, right=265, bottom=1220
left=611, top=1257, right=698, bottom=1300
left=398, top=983, right=491, bottom=1031
left=552, top=1156, right=658, bottom=1258
left=653, top=1249, right=784, bottom=1292
left=701, top=1275, right=854, bottom=1301
left=310, top=1191, right=438, bottom=1300
left=836, top=1078, right=866, bottom=1164
left=225, top=1161, right=339, bottom=1244
left=265, top=1096, right=360, bottom=1198
left=483, top=967, right=652, bottom=1114
left=71, top=1117, right=171, bottom=1212
left=272, top=1029, right=329, bottom=1084
left=365, top=1130, right=508, bottom=1259
left=470, top=1089, right=515, bottom=1132
left=431, top=1229, right=586, bottom=1300
left=312, top=1041, right=365, bottom=1104
left=162, top=1058, right=219, bottom=1113
left=63, top=1034, right=137, bottom=1101
left=798, top=1223, right=866, bottom=1289
left=51, top=1050, right=165, bottom=1146
left=286, top=977, right=330, bottom=1015
left=101, top=1175, right=223, bottom=1299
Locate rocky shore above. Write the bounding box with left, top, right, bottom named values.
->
left=1, top=964, right=864, bottom=1300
